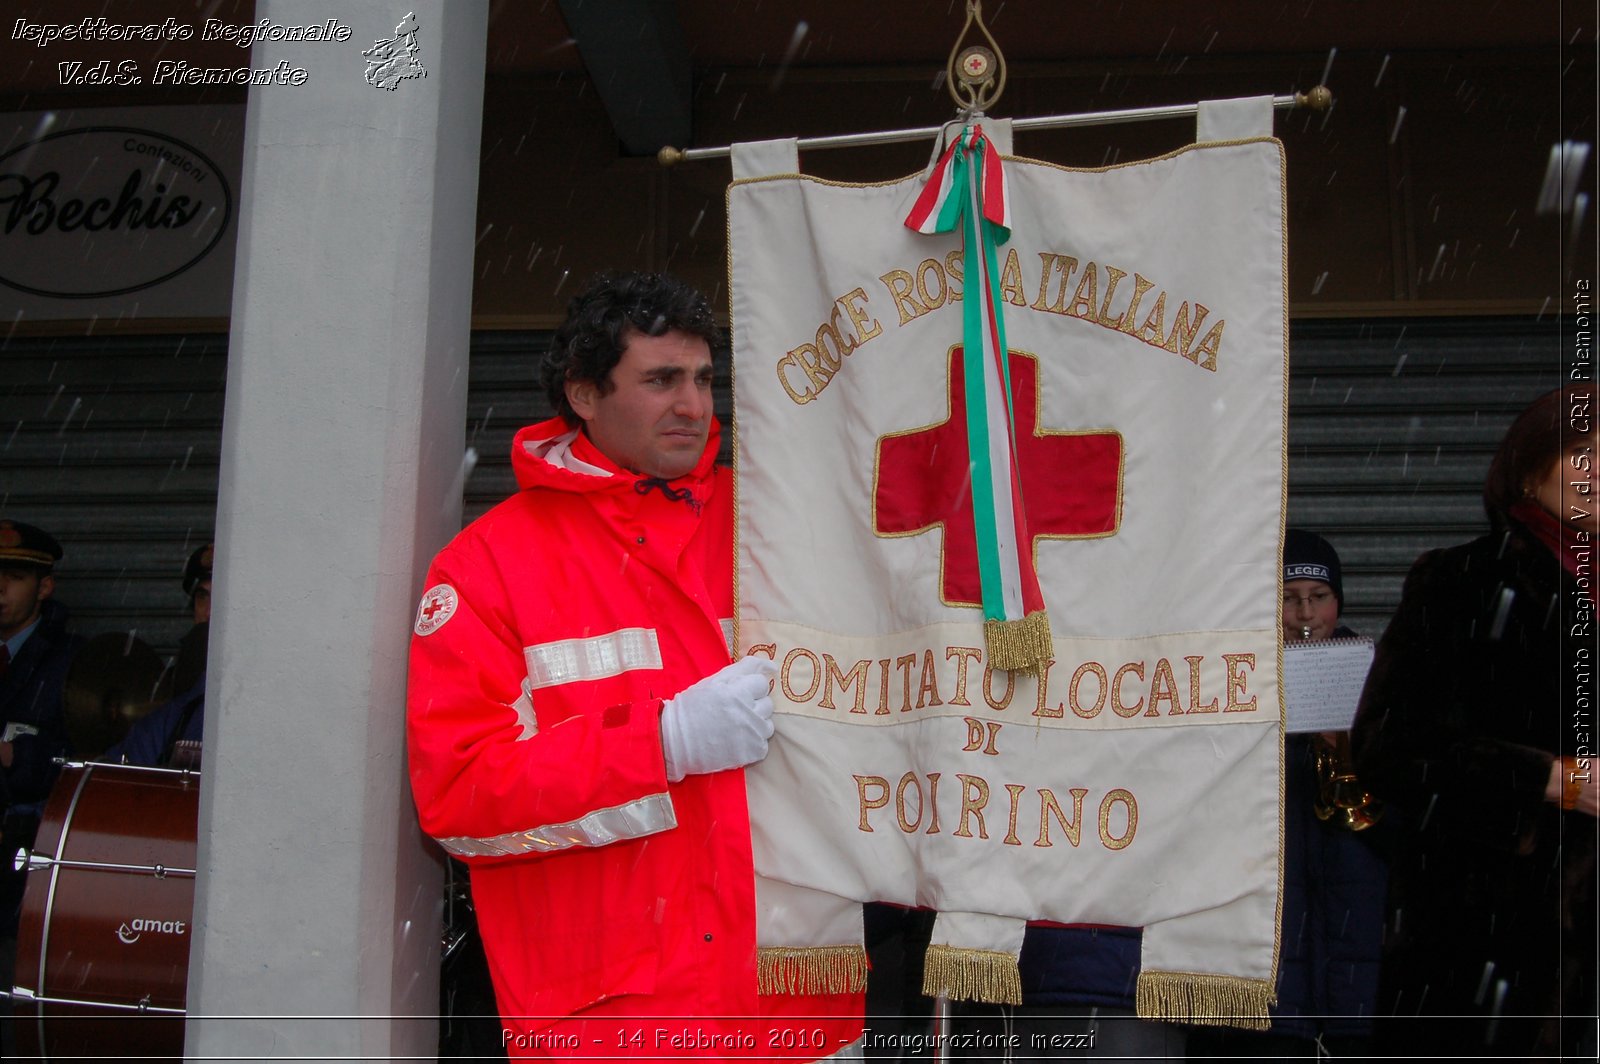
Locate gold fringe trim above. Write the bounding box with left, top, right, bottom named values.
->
left=984, top=610, right=1053, bottom=673
left=757, top=945, right=868, bottom=996
left=920, top=945, right=1023, bottom=1005
left=1135, top=971, right=1275, bottom=1031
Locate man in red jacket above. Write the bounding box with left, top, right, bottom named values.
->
left=407, top=273, right=862, bottom=1060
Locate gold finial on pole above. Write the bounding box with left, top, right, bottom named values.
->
left=946, top=1, right=1007, bottom=115
left=1297, top=85, right=1335, bottom=112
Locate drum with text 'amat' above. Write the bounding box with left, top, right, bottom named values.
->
left=10, top=760, right=198, bottom=1062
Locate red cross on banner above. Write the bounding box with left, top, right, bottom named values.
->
left=873, top=347, right=1124, bottom=608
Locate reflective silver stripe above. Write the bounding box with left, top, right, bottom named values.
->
left=720, top=618, right=735, bottom=655
left=523, top=628, right=661, bottom=690
left=509, top=679, right=539, bottom=740
left=436, top=791, right=676, bottom=858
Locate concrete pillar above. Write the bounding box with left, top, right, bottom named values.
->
left=186, top=3, right=486, bottom=1059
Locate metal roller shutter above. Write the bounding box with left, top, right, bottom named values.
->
left=1, top=333, right=225, bottom=657
left=0, top=317, right=1561, bottom=658
left=1286, top=317, right=1562, bottom=636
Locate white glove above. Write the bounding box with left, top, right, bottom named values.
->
left=660, top=655, right=778, bottom=782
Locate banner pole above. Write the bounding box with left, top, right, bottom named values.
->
left=932, top=993, right=951, bottom=1064
left=657, top=86, right=1332, bottom=166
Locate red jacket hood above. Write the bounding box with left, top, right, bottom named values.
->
left=509, top=415, right=723, bottom=496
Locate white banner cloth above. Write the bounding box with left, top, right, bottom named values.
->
left=730, top=116, right=1287, bottom=1021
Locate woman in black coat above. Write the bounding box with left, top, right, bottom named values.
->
left=1352, top=384, right=1598, bottom=1059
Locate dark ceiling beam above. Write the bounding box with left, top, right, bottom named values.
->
left=555, top=0, right=692, bottom=156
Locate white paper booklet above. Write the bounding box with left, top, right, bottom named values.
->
left=1282, top=637, right=1376, bottom=733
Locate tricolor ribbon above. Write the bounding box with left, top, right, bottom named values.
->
left=904, top=125, right=1051, bottom=672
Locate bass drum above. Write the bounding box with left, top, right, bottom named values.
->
left=10, top=761, right=198, bottom=1062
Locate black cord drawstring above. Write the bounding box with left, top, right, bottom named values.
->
left=634, top=477, right=702, bottom=514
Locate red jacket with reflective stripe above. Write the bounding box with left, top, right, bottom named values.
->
left=406, top=418, right=860, bottom=1053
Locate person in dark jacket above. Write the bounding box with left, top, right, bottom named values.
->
left=0, top=521, right=85, bottom=929
left=1193, top=529, right=1389, bottom=1059
left=104, top=541, right=212, bottom=768
left=0, top=518, right=85, bottom=1061
left=1352, top=384, right=1598, bottom=1059
left=103, top=679, right=205, bottom=769
left=169, top=540, right=212, bottom=699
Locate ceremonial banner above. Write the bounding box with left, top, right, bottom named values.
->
left=730, top=102, right=1287, bottom=1026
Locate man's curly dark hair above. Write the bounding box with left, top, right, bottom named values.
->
left=541, top=272, right=724, bottom=426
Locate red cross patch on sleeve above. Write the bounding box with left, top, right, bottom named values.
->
left=414, top=583, right=458, bottom=636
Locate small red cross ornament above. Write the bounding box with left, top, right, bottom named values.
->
left=873, top=347, right=1123, bottom=608
left=414, top=583, right=459, bottom=636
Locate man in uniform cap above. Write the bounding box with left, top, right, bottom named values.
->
left=0, top=519, right=78, bottom=792
left=173, top=541, right=213, bottom=695
left=104, top=541, right=214, bottom=768
left=183, top=542, right=213, bottom=617
left=0, top=519, right=85, bottom=1023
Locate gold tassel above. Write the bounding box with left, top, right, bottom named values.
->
left=984, top=610, right=1053, bottom=673
left=757, top=945, right=868, bottom=996
left=920, top=945, right=1023, bottom=1005
left=1135, top=971, right=1275, bottom=1031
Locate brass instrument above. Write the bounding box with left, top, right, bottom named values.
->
left=62, top=632, right=167, bottom=758
left=1295, top=627, right=1384, bottom=831
left=1312, top=730, right=1384, bottom=831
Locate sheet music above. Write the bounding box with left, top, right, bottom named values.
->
left=1283, top=637, right=1375, bottom=733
